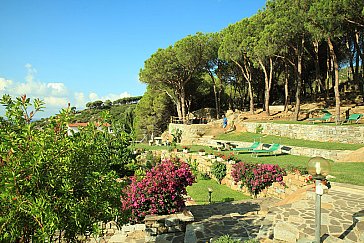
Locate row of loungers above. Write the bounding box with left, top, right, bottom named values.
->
left=211, top=142, right=292, bottom=157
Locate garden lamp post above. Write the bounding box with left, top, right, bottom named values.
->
left=307, top=157, right=331, bottom=243
left=208, top=187, right=213, bottom=204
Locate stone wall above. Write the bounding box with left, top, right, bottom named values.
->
left=242, top=122, right=364, bottom=144
left=169, top=123, right=215, bottom=144
left=169, top=122, right=364, bottom=145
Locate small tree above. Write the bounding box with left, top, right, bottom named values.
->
left=0, top=94, right=132, bottom=242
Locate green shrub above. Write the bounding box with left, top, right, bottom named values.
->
left=198, top=172, right=211, bottom=180
left=213, top=235, right=259, bottom=243
left=0, top=94, right=133, bottom=242
left=213, top=235, right=241, bottom=243
left=211, top=161, right=227, bottom=183
left=284, top=164, right=308, bottom=175
left=255, top=124, right=263, bottom=134
left=186, top=158, right=199, bottom=177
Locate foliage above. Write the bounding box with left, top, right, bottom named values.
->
left=211, top=161, right=227, bottom=183
left=255, top=124, right=263, bottom=134
left=134, top=85, right=174, bottom=139
left=215, top=152, right=236, bottom=161
left=198, top=172, right=211, bottom=181
left=140, top=33, right=216, bottom=121
left=231, top=162, right=286, bottom=195
left=171, top=128, right=182, bottom=144
left=121, top=159, right=195, bottom=223
left=0, top=95, right=133, bottom=242
left=186, top=158, right=199, bottom=178
left=284, top=164, right=308, bottom=175
left=213, top=235, right=259, bottom=243
left=213, top=235, right=241, bottom=243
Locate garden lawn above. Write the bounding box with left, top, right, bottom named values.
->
left=186, top=178, right=251, bottom=205
left=216, top=132, right=364, bottom=150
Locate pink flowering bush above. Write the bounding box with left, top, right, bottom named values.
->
left=121, top=159, right=195, bottom=223
left=231, top=162, right=286, bottom=196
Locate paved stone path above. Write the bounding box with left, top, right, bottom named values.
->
left=109, top=182, right=364, bottom=242
left=266, top=182, right=364, bottom=242
left=183, top=197, right=278, bottom=243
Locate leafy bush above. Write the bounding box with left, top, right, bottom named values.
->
left=211, top=161, right=227, bottom=183
left=215, top=152, right=236, bottom=161
left=121, top=159, right=195, bottom=223
left=198, top=172, right=211, bottom=180
left=255, top=124, right=263, bottom=134
left=213, top=235, right=241, bottom=243
left=231, top=162, right=286, bottom=195
left=186, top=158, right=199, bottom=178
left=284, top=164, right=308, bottom=175
left=0, top=95, right=133, bottom=242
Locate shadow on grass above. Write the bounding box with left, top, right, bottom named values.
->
left=252, top=153, right=290, bottom=158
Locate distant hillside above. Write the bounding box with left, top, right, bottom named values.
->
left=70, top=96, right=142, bottom=123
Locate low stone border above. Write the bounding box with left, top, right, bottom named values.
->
left=144, top=210, right=194, bottom=242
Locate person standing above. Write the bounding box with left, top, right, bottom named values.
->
left=222, top=115, right=228, bottom=128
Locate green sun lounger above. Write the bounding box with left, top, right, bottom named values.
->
left=232, top=142, right=260, bottom=152
left=250, top=143, right=281, bottom=157
left=307, top=112, right=332, bottom=123
left=341, top=113, right=363, bottom=124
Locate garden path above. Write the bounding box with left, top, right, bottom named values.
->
left=106, top=182, right=364, bottom=242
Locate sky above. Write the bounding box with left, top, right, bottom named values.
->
left=0, top=0, right=266, bottom=118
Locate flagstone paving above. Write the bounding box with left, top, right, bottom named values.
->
left=107, top=182, right=364, bottom=242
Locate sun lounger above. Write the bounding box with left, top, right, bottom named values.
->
left=307, top=112, right=332, bottom=124
left=232, top=142, right=260, bottom=152
left=341, top=113, right=363, bottom=124
left=250, top=143, right=281, bottom=157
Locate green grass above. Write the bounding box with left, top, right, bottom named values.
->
left=186, top=178, right=251, bottom=204
left=329, top=163, right=364, bottom=185
left=216, top=132, right=364, bottom=150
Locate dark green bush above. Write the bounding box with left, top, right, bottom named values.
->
left=211, top=161, right=227, bottom=183
left=0, top=95, right=133, bottom=242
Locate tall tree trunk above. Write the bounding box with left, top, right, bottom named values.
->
left=327, top=37, right=341, bottom=124
left=209, top=71, right=220, bottom=119
left=325, top=48, right=331, bottom=99
left=294, top=54, right=302, bottom=121
left=247, top=81, right=254, bottom=114
left=294, top=37, right=304, bottom=121
left=180, top=85, right=187, bottom=124
left=259, top=58, right=273, bottom=116
left=233, top=60, right=254, bottom=114
left=176, top=99, right=182, bottom=121
left=354, top=30, right=364, bottom=86
left=346, top=37, right=355, bottom=82
left=284, top=62, right=290, bottom=113
left=313, top=40, right=323, bottom=97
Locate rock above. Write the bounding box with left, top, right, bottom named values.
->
left=108, top=233, right=128, bottom=243
left=184, top=223, right=201, bottom=243
left=274, top=221, right=299, bottom=242
left=165, top=217, right=179, bottom=227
